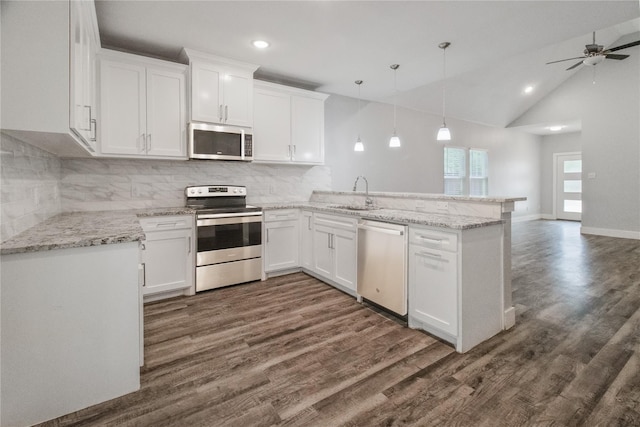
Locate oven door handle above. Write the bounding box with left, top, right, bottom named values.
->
left=197, top=214, right=263, bottom=227
left=197, top=212, right=263, bottom=220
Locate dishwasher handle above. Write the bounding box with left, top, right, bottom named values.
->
left=357, top=224, right=404, bottom=236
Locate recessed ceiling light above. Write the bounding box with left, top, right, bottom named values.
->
left=549, top=126, right=564, bottom=131
left=252, top=40, right=270, bottom=49
left=524, top=85, right=534, bottom=94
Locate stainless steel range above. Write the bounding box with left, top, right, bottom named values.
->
left=186, top=185, right=262, bottom=292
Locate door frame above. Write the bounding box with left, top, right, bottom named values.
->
left=552, top=151, right=582, bottom=220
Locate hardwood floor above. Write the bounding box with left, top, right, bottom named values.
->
left=38, top=220, right=640, bottom=427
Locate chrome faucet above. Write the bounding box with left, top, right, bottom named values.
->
left=352, top=175, right=374, bottom=207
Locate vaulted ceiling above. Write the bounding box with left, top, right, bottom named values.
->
left=95, top=1, right=640, bottom=131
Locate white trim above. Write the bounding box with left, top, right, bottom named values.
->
left=581, top=226, right=640, bottom=240
left=503, top=307, right=516, bottom=330
left=512, top=214, right=542, bottom=223
left=541, top=214, right=556, bottom=220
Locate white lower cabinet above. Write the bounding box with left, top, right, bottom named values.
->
left=264, top=210, right=300, bottom=273
left=312, top=213, right=358, bottom=294
left=139, top=215, right=195, bottom=302
left=408, top=224, right=503, bottom=353
left=300, top=210, right=314, bottom=271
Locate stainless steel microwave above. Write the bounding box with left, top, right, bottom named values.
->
left=188, top=122, right=253, bottom=161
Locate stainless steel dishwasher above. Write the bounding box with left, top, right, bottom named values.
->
left=357, top=220, right=408, bottom=316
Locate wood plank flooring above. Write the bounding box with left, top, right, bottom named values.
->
left=38, top=220, right=640, bottom=426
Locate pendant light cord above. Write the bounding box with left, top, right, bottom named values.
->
left=393, top=68, right=398, bottom=131
left=442, top=47, right=447, bottom=125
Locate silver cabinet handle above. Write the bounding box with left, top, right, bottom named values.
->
left=219, top=105, right=223, bottom=121
left=82, top=105, right=92, bottom=131
left=266, top=229, right=270, bottom=243
left=288, top=145, right=292, bottom=158
left=225, top=105, right=228, bottom=121
left=327, top=233, right=331, bottom=249
left=292, top=145, right=296, bottom=155
left=416, top=251, right=444, bottom=260
left=147, top=134, right=151, bottom=152
left=90, top=118, right=97, bottom=142
left=307, top=216, right=312, bottom=230
left=416, top=235, right=444, bottom=244
left=140, top=134, right=146, bottom=153
left=187, top=236, right=192, bottom=254
left=141, top=262, right=146, bottom=287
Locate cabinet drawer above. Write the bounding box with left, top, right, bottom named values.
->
left=409, top=227, right=458, bottom=252
left=139, top=215, right=193, bottom=231
left=314, top=213, right=357, bottom=231
left=264, top=209, right=299, bottom=222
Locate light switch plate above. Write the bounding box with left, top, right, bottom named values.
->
left=587, top=172, right=596, bottom=179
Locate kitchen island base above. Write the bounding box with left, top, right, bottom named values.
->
left=1, top=243, right=141, bottom=427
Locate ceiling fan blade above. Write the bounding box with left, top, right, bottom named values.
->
left=566, top=61, right=583, bottom=71
left=604, top=53, right=630, bottom=60
left=546, top=56, right=585, bottom=65
left=605, top=40, right=640, bottom=53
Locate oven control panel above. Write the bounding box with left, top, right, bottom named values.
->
left=186, top=185, right=246, bottom=197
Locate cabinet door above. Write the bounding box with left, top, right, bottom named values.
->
left=291, top=95, right=324, bottom=164
left=70, top=0, right=99, bottom=150
left=409, top=246, right=458, bottom=336
left=313, top=225, right=334, bottom=279
left=146, top=67, right=187, bottom=158
left=99, top=59, right=146, bottom=155
left=253, top=89, right=292, bottom=162
left=300, top=211, right=314, bottom=271
left=265, top=221, right=300, bottom=272
left=222, top=69, right=253, bottom=127
left=142, top=229, right=192, bottom=295
left=333, top=228, right=357, bottom=291
left=191, top=61, right=223, bottom=123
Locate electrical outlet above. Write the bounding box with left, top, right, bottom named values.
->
left=436, top=201, right=448, bottom=211
left=588, top=172, right=596, bottom=179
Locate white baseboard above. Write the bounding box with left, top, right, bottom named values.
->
left=541, top=214, right=556, bottom=220
left=512, top=214, right=542, bottom=223
left=580, top=226, right=640, bottom=240
left=503, top=307, right=516, bottom=330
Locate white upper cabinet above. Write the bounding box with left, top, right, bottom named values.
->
left=70, top=0, right=100, bottom=150
left=1, top=0, right=101, bottom=156
left=253, top=81, right=328, bottom=165
left=181, top=49, right=258, bottom=128
left=98, top=50, right=187, bottom=159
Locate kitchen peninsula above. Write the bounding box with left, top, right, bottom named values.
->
left=1, top=190, right=523, bottom=426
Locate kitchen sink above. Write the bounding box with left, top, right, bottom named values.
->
left=329, top=204, right=380, bottom=211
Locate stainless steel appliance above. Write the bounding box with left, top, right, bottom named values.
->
left=357, top=220, right=408, bottom=316
left=188, top=122, right=253, bottom=161
left=186, top=185, right=262, bottom=292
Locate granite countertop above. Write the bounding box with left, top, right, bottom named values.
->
left=260, top=202, right=504, bottom=229
left=311, top=190, right=527, bottom=203
left=0, top=208, right=196, bottom=256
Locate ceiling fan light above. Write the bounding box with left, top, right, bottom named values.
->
left=389, top=134, right=401, bottom=148
left=437, top=125, right=451, bottom=141
left=354, top=137, right=364, bottom=152
left=583, top=55, right=605, bottom=66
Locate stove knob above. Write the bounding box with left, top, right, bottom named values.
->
left=197, top=189, right=202, bottom=194
left=234, top=189, right=239, bottom=193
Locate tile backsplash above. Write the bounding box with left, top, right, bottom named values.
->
left=1, top=133, right=62, bottom=241
left=1, top=136, right=331, bottom=241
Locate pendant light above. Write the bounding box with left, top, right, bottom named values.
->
left=437, top=42, right=452, bottom=142
left=354, top=80, right=364, bottom=152
left=389, top=64, right=401, bottom=148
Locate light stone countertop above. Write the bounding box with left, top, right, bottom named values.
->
left=0, top=208, right=196, bottom=255
left=1, top=201, right=504, bottom=256
left=260, top=202, right=504, bottom=229
left=311, top=190, right=527, bottom=203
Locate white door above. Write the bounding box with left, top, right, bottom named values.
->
left=253, top=88, right=292, bottom=162
left=291, top=95, right=324, bottom=164
left=222, top=69, right=253, bottom=127
left=191, top=61, right=222, bottom=123
left=332, top=228, right=357, bottom=291
left=146, top=67, right=186, bottom=158
left=99, top=59, right=146, bottom=155
left=555, top=153, right=582, bottom=221
left=264, top=221, right=299, bottom=272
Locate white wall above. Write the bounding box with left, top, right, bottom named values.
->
left=324, top=94, right=542, bottom=218
left=540, top=132, right=582, bottom=217
left=510, top=34, right=640, bottom=237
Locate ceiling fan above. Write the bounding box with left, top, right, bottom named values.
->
left=546, top=31, right=640, bottom=70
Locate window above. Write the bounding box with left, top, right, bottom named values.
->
left=444, top=147, right=488, bottom=196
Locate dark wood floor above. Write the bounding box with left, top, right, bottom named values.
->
left=39, top=220, right=640, bottom=427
